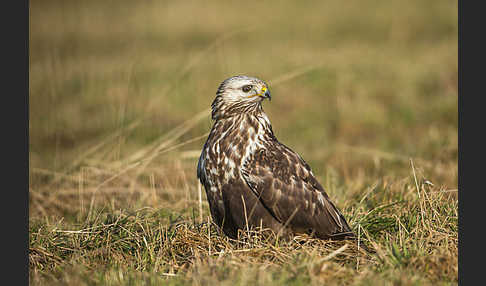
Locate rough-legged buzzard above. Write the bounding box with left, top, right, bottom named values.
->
left=197, top=75, right=355, bottom=241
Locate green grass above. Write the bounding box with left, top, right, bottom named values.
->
left=30, top=0, right=457, bottom=284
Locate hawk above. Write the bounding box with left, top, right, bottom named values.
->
left=197, top=75, right=355, bottom=241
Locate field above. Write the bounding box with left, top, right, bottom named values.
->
left=29, top=0, right=458, bottom=285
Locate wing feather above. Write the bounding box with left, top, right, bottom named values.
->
left=241, top=142, right=354, bottom=239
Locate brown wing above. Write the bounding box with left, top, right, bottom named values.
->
left=241, top=142, right=354, bottom=239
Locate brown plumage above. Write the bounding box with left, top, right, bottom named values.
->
left=197, top=75, right=355, bottom=241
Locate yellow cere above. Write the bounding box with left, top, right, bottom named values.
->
left=247, top=86, right=267, bottom=98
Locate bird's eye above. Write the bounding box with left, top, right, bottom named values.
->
left=241, top=85, right=253, bottom=93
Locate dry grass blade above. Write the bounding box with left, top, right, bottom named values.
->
left=268, top=63, right=327, bottom=86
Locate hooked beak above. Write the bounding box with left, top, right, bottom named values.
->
left=260, top=86, right=271, bottom=101
left=263, top=89, right=271, bottom=101
left=248, top=86, right=272, bottom=101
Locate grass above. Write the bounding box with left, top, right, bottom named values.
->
left=29, top=177, right=457, bottom=285
left=30, top=0, right=457, bottom=284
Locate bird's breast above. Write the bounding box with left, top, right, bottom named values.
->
left=203, top=116, right=268, bottom=186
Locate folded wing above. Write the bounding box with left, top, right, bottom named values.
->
left=241, top=143, right=354, bottom=239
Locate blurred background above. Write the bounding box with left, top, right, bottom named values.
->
left=29, top=0, right=457, bottom=217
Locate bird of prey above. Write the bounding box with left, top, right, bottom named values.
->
left=197, top=75, right=355, bottom=241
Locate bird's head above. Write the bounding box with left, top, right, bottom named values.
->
left=211, top=75, right=271, bottom=120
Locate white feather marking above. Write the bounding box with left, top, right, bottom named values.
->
left=317, top=192, right=326, bottom=206
left=247, top=173, right=264, bottom=185
left=231, top=145, right=240, bottom=157
left=227, top=159, right=236, bottom=170
left=222, top=158, right=236, bottom=182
